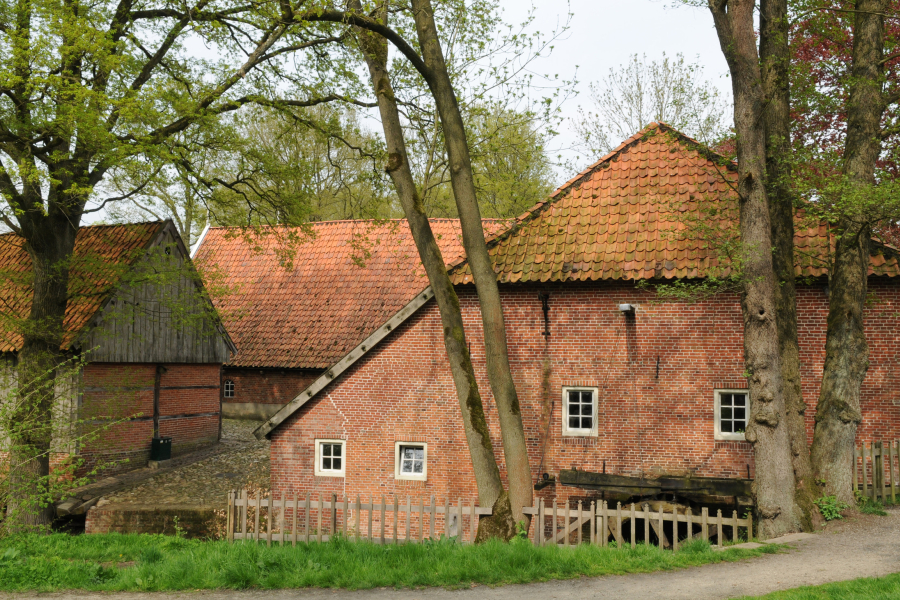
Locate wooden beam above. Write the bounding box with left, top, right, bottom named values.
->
left=254, top=287, right=435, bottom=439
left=559, top=469, right=753, bottom=497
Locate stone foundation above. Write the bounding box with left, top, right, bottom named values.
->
left=86, top=503, right=225, bottom=539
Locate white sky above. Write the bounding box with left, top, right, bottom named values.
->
left=495, top=0, right=732, bottom=169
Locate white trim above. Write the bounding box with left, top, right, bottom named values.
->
left=714, top=389, right=749, bottom=441
left=394, top=441, right=428, bottom=481
left=314, top=439, right=346, bottom=477
left=561, top=387, right=598, bottom=437
left=189, top=221, right=211, bottom=259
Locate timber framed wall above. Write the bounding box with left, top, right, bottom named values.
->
left=270, top=280, right=900, bottom=507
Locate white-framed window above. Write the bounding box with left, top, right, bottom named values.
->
left=223, top=379, right=235, bottom=398
left=394, top=442, right=428, bottom=481
left=562, top=387, right=598, bottom=436
left=715, top=390, right=749, bottom=441
left=314, top=439, right=346, bottom=477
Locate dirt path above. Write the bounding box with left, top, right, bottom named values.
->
left=16, top=508, right=900, bottom=600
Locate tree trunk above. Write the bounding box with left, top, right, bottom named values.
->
left=811, top=0, right=885, bottom=503
left=708, top=0, right=800, bottom=537
left=351, top=2, right=516, bottom=540
left=759, top=0, right=821, bottom=530
left=4, top=218, right=76, bottom=531
left=409, top=0, right=533, bottom=525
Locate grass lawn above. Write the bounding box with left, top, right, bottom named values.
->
left=738, top=573, right=900, bottom=599
left=0, top=533, right=777, bottom=592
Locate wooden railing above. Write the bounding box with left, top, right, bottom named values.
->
left=853, top=440, right=899, bottom=503
left=226, top=490, right=488, bottom=544
left=523, top=499, right=751, bottom=550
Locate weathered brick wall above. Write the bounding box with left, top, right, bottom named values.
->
left=86, top=504, right=224, bottom=538
left=78, top=363, right=221, bottom=475
left=222, top=368, right=321, bottom=405
left=270, top=280, right=900, bottom=509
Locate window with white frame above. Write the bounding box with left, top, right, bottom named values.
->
left=715, top=390, right=749, bottom=441
left=223, top=379, right=235, bottom=398
left=562, top=387, right=598, bottom=436
left=314, top=439, right=345, bottom=477
left=394, top=442, right=427, bottom=480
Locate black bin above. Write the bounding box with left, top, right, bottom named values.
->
left=150, top=437, right=172, bottom=461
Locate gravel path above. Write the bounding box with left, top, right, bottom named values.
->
left=16, top=507, right=900, bottom=600
left=98, top=420, right=270, bottom=509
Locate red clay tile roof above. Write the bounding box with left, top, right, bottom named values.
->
left=194, top=219, right=506, bottom=369
left=0, top=222, right=165, bottom=352
left=448, top=122, right=900, bottom=284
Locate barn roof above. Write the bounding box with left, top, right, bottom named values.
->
left=0, top=221, right=166, bottom=352
left=448, top=122, right=900, bottom=284
left=255, top=123, right=900, bottom=439
left=193, top=219, right=506, bottom=370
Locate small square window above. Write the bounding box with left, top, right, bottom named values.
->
left=715, top=390, right=749, bottom=441
left=223, top=379, right=235, bottom=398
left=394, top=442, right=427, bottom=480
left=314, top=439, right=345, bottom=477
left=562, top=387, right=598, bottom=436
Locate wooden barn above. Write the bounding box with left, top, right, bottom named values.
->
left=193, top=220, right=502, bottom=420
left=253, top=123, right=900, bottom=509
left=0, top=220, right=235, bottom=476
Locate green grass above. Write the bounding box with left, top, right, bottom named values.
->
left=0, top=533, right=777, bottom=592
left=737, top=573, right=900, bottom=599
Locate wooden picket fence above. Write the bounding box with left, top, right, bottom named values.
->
left=853, top=439, right=899, bottom=503
left=226, top=490, right=488, bottom=544
left=523, top=499, right=751, bottom=550
left=226, top=490, right=750, bottom=550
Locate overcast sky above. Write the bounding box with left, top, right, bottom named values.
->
left=496, top=0, right=732, bottom=169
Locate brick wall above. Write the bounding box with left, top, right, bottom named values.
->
left=270, top=280, right=900, bottom=510
left=222, top=368, right=321, bottom=405
left=86, top=504, right=224, bottom=538
left=78, top=363, right=221, bottom=475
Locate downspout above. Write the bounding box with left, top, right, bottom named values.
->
left=153, top=364, right=162, bottom=438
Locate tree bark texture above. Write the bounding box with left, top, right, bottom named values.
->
left=810, top=0, right=885, bottom=503
left=708, top=0, right=800, bottom=537
left=351, top=2, right=516, bottom=540
left=759, top=0, right=821, bottom=530
left=4, top=216, right=77, bottom=530
left=408, top=0, right=533, bottom=524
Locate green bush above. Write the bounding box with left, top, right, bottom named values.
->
left=814, top=495, right=849, bottom=520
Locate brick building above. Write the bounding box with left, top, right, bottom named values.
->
left=0, top=221, right=235, bottom=476
left=254, top=123, right=900, bottom=510
left=193, top=220, right=502, bottom=420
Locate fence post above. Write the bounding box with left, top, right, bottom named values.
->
left=292, top=495, right=299, bottom=546
left=862, top=442, right=869, bottom=498
left=853, top=444, right=859, bottom=496
left=404, top=496, right=411, bottom=544
left=747, top=509, right=753, bottom=541
left=657, top=505, right=664, bottom=548
left=552, top=499, right=558, bottom=545
left=879, top=441, right=887, bottom=502
left=891, top=440, right=898, bottom=504
left=430, top=495, right=436, bottom=540
left=672, top=504, right=678, bottom=553
left=305, top=493, right=311, bottom=544
left=278, top=494, right=285, bottom=545
left=616, top=502, right=622, bottom=548
left=240, top=489, right=247, bottom=541
left=630, top=503, right=636, bottom=549
left=254, top=494, right=261, bottom=543
left=732, top=510, right=739, bottom=542
left=355, top=495, right=361, bottom=543
left=643, top=504, right=650, bottom=545
left=343, top=495, right=349, bottom=537
left=381, top=496, right=386, bottom=544
left=420, top=498, right=426, bottom=544
left=317, top=495, right=323, bottom=543
left=871, top=441, right=879, bottom=500
left=563, top=501, right=570, bottom=547
left=601, top=501, right=608, bottom=547
left=716, top=509, right=723, bottom=549
left=367, top=495, right=373, bottom=542
left=227, top=490, right=234, bottom=543
left=701, top=506, right=708, bottom=541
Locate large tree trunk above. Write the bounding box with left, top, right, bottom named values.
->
left=708, top=0, right=800, bottom=538
left=4, top=217, right=76, bottom=531
left=408, top=0, right=533, bottom=525
left=351, top=2, right=517, bottom=540
left=759, top=0, right=821, bottom=530
left=810, top=0, right=885, bottom=503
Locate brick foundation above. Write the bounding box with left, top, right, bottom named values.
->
left=270, top=280, right=900, bottom=508
left=86, top=504, right=224, bottom=538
